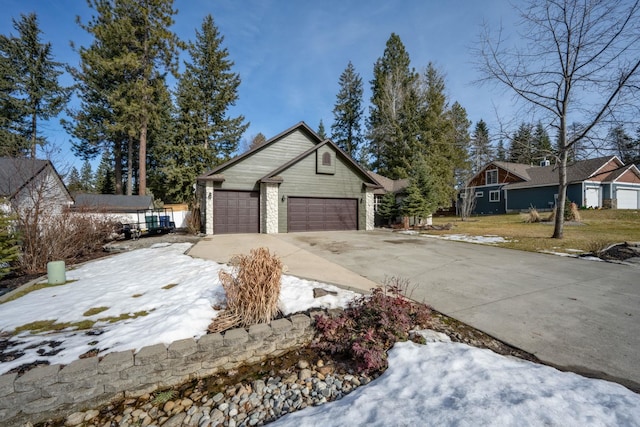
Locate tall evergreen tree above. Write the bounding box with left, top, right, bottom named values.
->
left=509, top=123, right=534, bottom=164
left=161, top=14, right=247, bottom=203
left=331, top=61, right=364, bottom=160
left=66, top=166, right=83, bottom=193
left=0, top=203, right=20, bottom=279
left=532, top=122, right=553, bottom=163
left=317, top=119, right=327, bottom=139
left=447, top=101, right=472, bottom=187
left=414, top=63, right=461, bottom=211
left=609, top=124, right=638, bottom=165
left=79, top=160, right=95, bottom=192
left=70, top=0, right=181, bottom=196
left=496, top=139, right=507, bottom=161
left=0, top=13, right=68, bottom=157
left=95, top=152, right=116, bottom=194
left=469, top=119, right=492, bottom=172
left=367, top=33, right=419, bottom=178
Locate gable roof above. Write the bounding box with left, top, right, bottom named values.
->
left=506, top=156, right=623, bottom=189
left=0, top=157, right=72, bottom=203
left=259, top=139, right=383, bottom=189
left=198, top=121, right=322, bottom=180
left=490, top=161, right=533, bottom=181
left=72, top=193, right=154, bottom=212
left=0, top=157, right=51, bottom=199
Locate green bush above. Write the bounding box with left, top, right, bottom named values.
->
left=0, top=204, right=20, bottom=279
left=312, top=280, right=431, bottom=374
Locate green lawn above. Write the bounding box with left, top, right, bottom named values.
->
left=429, top=209, right=640, bottom=254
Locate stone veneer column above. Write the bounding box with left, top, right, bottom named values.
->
left=261, top=183, right=279, bottom=234
left=365, top=188, right=375, bottom=231
left=205, top=182, right=214, bottom=235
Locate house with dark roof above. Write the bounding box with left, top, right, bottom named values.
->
left=463, top=156, right=640, bottom=214
left=0, top=157, right=73, bottom=213
left=196, top=122, right=382, bottom=234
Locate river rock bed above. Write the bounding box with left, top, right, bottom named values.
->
left=33, top=347, right=376, bottom=427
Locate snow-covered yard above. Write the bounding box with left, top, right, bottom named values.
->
left=1, top=242, right=638, bottom=426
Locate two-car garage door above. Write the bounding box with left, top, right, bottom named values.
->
left=213, top=192, right=359, bottom=234
left=288, top=197, right=358, bottom=232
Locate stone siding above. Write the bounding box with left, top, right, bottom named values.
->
left=0, top=314, right=315, bottom=427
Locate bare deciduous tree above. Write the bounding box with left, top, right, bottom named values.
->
left=477, top=0, right=640, bottom=238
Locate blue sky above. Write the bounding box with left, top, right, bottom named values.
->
left=2, top=0, right=520, bottom=171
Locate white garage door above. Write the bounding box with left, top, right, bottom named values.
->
left=617, top=189, right=640, bottom=209
left=585, top=187, right=600, bottom=208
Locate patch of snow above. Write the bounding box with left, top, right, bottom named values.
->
left=0, top=243, right=357, bottom=374
left=272, top=340, right=640, bottom=427
left=424, top=233, right=513, bottom=244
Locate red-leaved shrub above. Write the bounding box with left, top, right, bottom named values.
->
left=312, top=282, right=431, bottom=374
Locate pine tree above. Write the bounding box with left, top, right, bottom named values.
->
left=0, top=204, right=20, bottom=279
left=376, top=191, right=397, bottom=225
left=469, top=119, right=492, bottom=172
left=331, top=61, right=364, bottom=160
left=496, top=139, right=507, bottom=161
left=401, top=182, right=428, bottom=224
left=448, top=101, right=472, bottom=187
left=1, top=13, right=68, bottom=157
left=532, top=122, right=552, bottom=163
left=95, top=152, right=115, bottom=194
left=367, top=33, right=419, bottom=178
left=162, top=14, right=247, bottom=203
left=609, top=124, right=637, bottom=165
left=415, top=64, right=460, bottom=212
left=317, top=120, right=327, bottom=139
left=66, top=167, right=83, bottom=193
left=79, top=160, right=95, bottom=192
left=509, top=123, right=534, bottom=164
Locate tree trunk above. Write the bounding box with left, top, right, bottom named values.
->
left=126, top=136, right=133, bottom=196
left=30, top=111, right=37, bottom=158
left=139, top=118, right=147, bottom=196
left=114, top=141, right=123, bottom=195
left=552, top=144, right=569, bottom=239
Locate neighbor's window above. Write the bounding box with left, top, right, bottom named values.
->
left=322, top=152, right=331, bottom=166
left=475, top=191, right=484, bottom=198
left=374, top=194, right=382, bottom=212
left=489, top=190, right=500, bottom=202
left=486, top=169, right=498, bottom=185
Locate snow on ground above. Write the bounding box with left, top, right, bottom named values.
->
left=398, top=230, right=513, bottom=245
left=2, top=243, right=639, bottom=425
left=273, top=340, right=640, bottom=427
left=0, top=243, right=357, bottom=374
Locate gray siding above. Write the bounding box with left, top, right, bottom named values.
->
left=217, top=130, right=316, bottom=191
left=277, top=148, right=367, bottom=232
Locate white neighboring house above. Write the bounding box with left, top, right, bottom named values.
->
left=71, top=193, right=154, bottom=225
left=0, top=157, right=73, bottom=215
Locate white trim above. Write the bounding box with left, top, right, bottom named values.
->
left=486, top=169, right=499, bottom=185
left=612, top=164, right=640, bottom=183
left=489, top=190, right=500, bottom=202
left=475, top=191, right=484, bottom=198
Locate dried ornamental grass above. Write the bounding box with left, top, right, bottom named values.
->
left=211, top=247, right=283, bottom=332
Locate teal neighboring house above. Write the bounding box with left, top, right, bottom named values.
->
left=197, top=122, right=383, bottom=234
left=462, top=156, right=640, bottom=214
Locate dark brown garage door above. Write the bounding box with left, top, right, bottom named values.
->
left=214, top=191, right=259, bottom=234
left=288, top=197, right=358, bottom=232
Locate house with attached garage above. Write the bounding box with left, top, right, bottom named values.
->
left=196, top=122, right=383, bottom=234
left=462, top=156, right=640, bottom=214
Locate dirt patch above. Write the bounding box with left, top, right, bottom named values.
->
left=597, top=242, right=640, bottom=262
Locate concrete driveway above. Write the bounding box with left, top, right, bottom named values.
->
left=269, top=230, right=640, bottom=392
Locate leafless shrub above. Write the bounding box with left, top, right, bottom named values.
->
left=186, top=206, right=201, bottom=234
left=211, top=247, right=283, bottom=332
left=17, top=207, right=119, bottom=274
